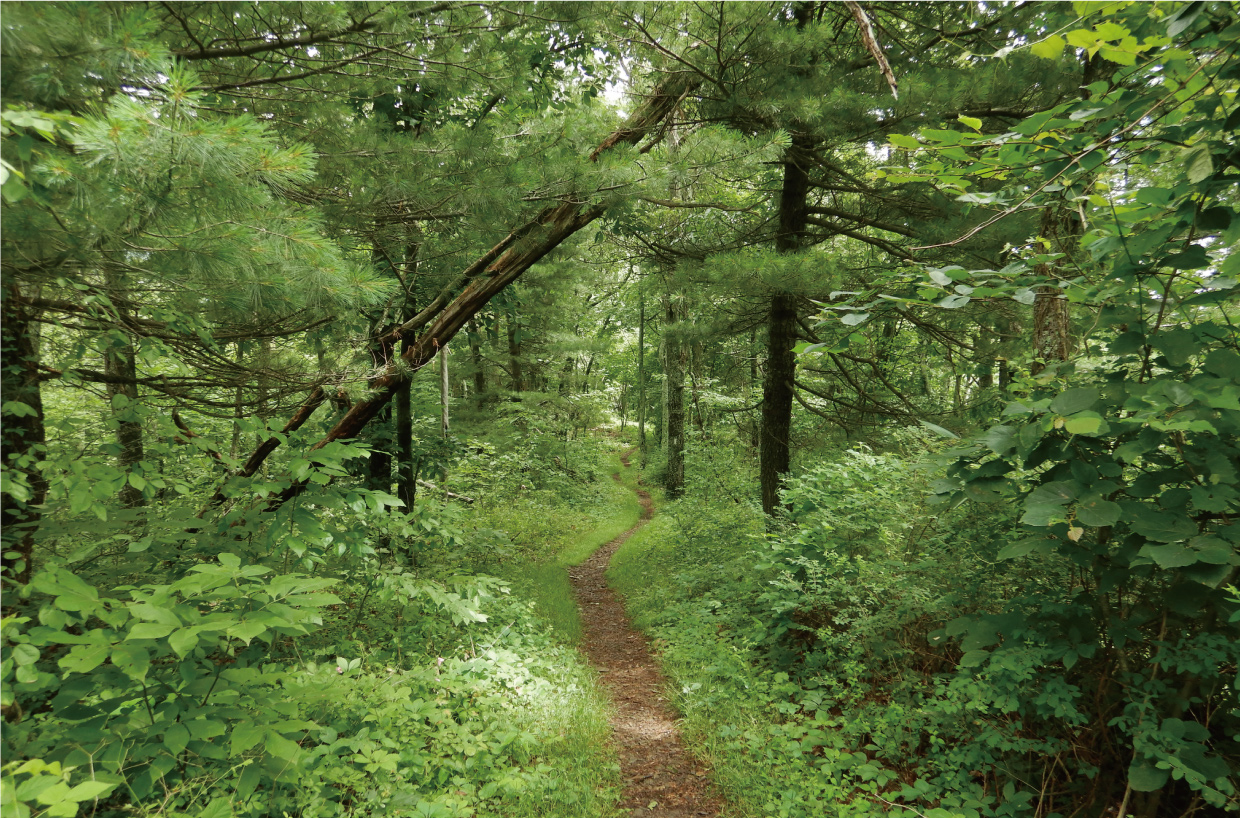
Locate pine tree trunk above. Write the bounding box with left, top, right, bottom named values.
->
left=1, top=288, right=48, bottom=586
left=760, top=132, right=811, bottom=516
left=663, top=296, right=686, bottom=498
left=507, top=312, right=525, bottom=393
left=395, top=367, right=414, bottom=512
left=104, top=270, right=145, bottom=508
left=467, top=318, right=486, bottom=401
left=761, top=292, right=797, bottom=515
left=638, top=291, right=647, bottom=461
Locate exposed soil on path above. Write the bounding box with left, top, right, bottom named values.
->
left=568, top=449, right=724, bottom=817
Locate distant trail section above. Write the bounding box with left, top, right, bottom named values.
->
left=569, top=449, right=724, bottom=817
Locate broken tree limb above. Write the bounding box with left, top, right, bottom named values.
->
left=845, top=1, right=899, bottom=100
left=200, top=385, right=327, bottom=512
left=257, top=72, right=700, bottom=510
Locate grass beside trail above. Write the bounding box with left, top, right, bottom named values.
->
left=496, top=449, right=645, bottom=643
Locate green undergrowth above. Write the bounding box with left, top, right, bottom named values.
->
left=2, top=431, right=630, bottom=818
left=468, top=447, right=643, bottom=643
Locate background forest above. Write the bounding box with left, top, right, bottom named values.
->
left=1, top=1, right=1237, bottom=817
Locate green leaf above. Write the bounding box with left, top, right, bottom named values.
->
left=1139, top=543, right=1196, bottom=569
left=1127, top=761, right=1169, bottom=792
left=841, top=312, right=870, bottom=326
left=982, top=425, right=1016, bottom=454
left=127, top=622, right=176, bottom=641
left=231, top=722, right=265, bottom=756
left=1076, top=496, right=1121, bottom=527
left=1183, top=145, right=1213, bottom=184
left=918, top=420, right=958, bottom=439
left=958, top=115, right=983, bottom=131
left=64, top=780, right=116, bottom=802
left=58, top=643, right=110, bottom=674
left=1030, top=34, right=1066, bottom=59
left=1050, top=388, right=1099, bottom=415
left=265, top=731, right=302, bottom=762
left=168, top=628, right=200, bottom=658
left=163, top=723, right=189, bottom=756
left=1064, top=411, right=1108, bottom=436
left=1021, top=503, right=1067, bottom=526
left=1130, top=506, right=1196, bottom=542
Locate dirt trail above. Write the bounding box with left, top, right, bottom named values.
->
left=568, top=450, right=723, bottom=817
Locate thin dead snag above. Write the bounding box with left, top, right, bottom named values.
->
left=221, top=73, right=700, bottom=510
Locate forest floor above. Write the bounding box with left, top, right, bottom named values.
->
left=568, top=450, right=725, bottom=817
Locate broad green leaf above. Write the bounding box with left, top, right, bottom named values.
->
left=1076, top=496, right=1121, bottom=527
left=982, top=425, right=1016, bottom=454
left=64, top=780, right=116, bottom=802
left=168, top=628, right=200, bottom=658
left=1030, top=34, right=1066, bottom=59
left=1064, top=412, right=1108, bottom=436
left=1139, top=543, right=1196, bottom=569
left=1028, top=481, right=1080, bottom=506
left=1050, top=388, right=1099, bottom=415
left=163, top=723, right=189, bottom=756
left=58, top=643, right=110, bottom=674
left=1127, top=761, right=1169, bottom=792
left=265, top=731, right=302, bottom=762
left=231, top=722, right=265, bottom=755
left=919, top=420, right=958, bottom=439
left=127, top=622, right=176, bottom=641
left=1130, top=507, right=1196, bottom=542
left=841, top=312, right=870, bottom=326
left=958, top=115, right=983, bottom=131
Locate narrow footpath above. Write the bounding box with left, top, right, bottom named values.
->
left=568, top=450, right=724, bottom=817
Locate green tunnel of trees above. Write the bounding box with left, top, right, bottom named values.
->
left=1, top=2, right=1237, bottom=817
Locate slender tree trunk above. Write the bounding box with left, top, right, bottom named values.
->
left=440, top=346, right=450, bottom=438
left=1031, top=206, right=1075, bottom=375
left=638, top=290, right=647, bottom=461
left=467, top=318, right=486, bottom=401
left=663, top=295, right=686, bottom=498
left=104, top=270, right=145, bottom=508
left=1, top=288, right=48, bottom=586
left=395, top=364, right=414, bottom=512
left=507, top=312, right=525, bottom=393
left=760, top=132, right=812, bottom=516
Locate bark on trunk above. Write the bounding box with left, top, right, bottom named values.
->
left=760, top=292, right=798, bottom=515
left=1, top=288, right=48, bottom=586
left=663, top=296, right=686, bottom=498
left=507, top=312, right=525, bottom=393
left=439, top=346, right=449, bottom=438
left=395, top=358, right=414, bottom=512
left=104, top=271, right=145, bottom=508
left=1031, top=198, right=1078, bottom=376
left=759, top=132, right=812, bottom=516
left=467, top=318, right=486, bottom=400
left=637, top=290, right=647, bottom=460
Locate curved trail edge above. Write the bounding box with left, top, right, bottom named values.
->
left=568, top=449, right=724, bottom=817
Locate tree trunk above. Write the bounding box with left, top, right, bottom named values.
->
left=760, top=132, right=812, bottom=516
left=663, top=295, right=686, bottom=498
left=1, top=288, right=48, bottom=586
left=104, top=270, right=145, bottom=508
left=507, top=311, right=525, bottom=393
left=638, top=289, right=647, bottom=461
left=395, top=363, right=414, bottom=512
left=467, top=318, right=486, bottom=401
left=439, top=345, right=449, bottom=438
left=1031, top=204, right=1075, bottom=375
